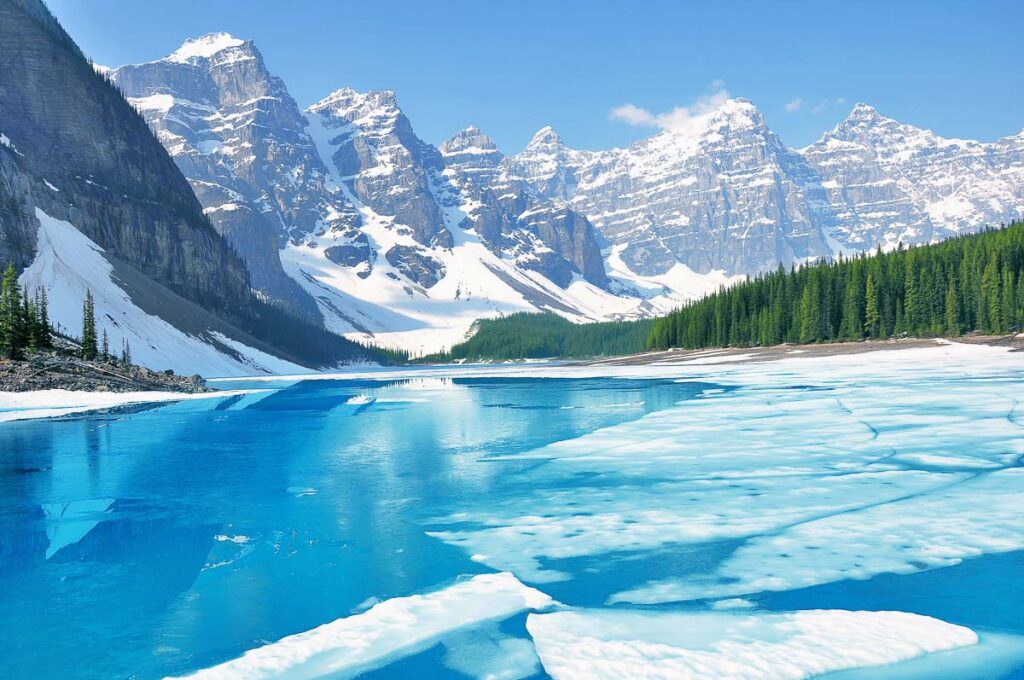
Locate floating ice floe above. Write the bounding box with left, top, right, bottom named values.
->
left=526, top=609, right=978, bottom=680
left=177, top=572, right=554, bottom=679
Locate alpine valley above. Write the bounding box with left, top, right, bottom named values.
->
left=2, top=7, right=1023, bottom=366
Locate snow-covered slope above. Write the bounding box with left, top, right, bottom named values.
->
left=802, top=103, right=1024, bottom=249
left=20, top=209, right=305, bottom=376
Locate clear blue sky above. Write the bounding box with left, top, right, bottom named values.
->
left=47, top=0, right=1024, bottom=153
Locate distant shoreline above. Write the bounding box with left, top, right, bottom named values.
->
left=579, top=334, right=1024, bottom=367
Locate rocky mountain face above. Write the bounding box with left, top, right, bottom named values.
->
left=510, top=99, right=835, bottom=277
left=306, top=88, right=607, bottom=290
left=0, top=138, right=37, bottom=271
left=110, top=33, right=354, bottom=317
left=801, top=103, right=1024, bottom=250
left=0, top=1, right=372, bottom=372
left=513, top=101, right=1024, bottom=277
left=111, top=36, right=623, bottom=353
left=0, top=2, right=254, bottom=315
left=438, top=126, right=608, bottom=288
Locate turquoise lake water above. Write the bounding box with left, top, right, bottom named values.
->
left=2, top=372, right=1024, bottom=678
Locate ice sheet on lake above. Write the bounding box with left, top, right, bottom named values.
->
left=526, top=609, right=978, bottom=680
left=177, top=572, right=554, bottom=679
left=617, top=468, right=1024, bottom=603
left=423, top=342, right=1024, bottom=601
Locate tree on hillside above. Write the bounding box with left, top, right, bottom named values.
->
left=35, top=289, right=52, bottom=348
left=864, top=272, right=881, bottom=339
left=1, top=263, right=25, bottom=360
left=81, top=289, right=98, bottom=360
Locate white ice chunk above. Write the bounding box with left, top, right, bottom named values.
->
left=177, top=572, right=554, bottom=679
left=527, top=609, right=978, bottom=679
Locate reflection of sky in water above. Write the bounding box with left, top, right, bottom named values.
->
left=2, top=370, right=1024, bottom=679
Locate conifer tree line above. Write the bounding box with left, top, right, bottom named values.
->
left=1, top=262, right=132, bottom=363
left=0, top=263, right=53, bottom=360
left=647, top=222, right=1024, bottom=350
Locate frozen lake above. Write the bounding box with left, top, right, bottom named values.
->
left=3, top=342, right=1024, bottom=679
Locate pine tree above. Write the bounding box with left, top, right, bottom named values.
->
left=944, top=278, right=960, bottom=336
left=101, top=329, right=109, bottom=361
left=121, top=338, right=132, bottom=365
left=36, top=288, right=52, bottom=348
left=22, top=290, right=37, bottom=352
left=904, top=257, right=920, bottom=336
left=840, top=267, right=864, bottom=341
left=1, top=263, right=24, bottom=360
left=81, top=290, right=98, bottom=360
left=1001, top=267, right=1015, bottom=333
left=981, top=254, right=1002, bottom=333
left=799, top=278, right=822, bottom=343
left=864, top=272, right=881, bottom=339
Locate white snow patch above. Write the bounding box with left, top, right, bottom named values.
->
left=131, top=93, right=176, bottom=113
left=167, top=33, right=245, bottom=63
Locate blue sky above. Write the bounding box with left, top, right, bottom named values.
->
left=48, top=0, right=1023, bottom=153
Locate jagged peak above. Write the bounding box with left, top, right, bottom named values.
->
left=309, top=87, right=399, bottom=115
left=710, top=97, right=763, bottom=124
left=440, top=125, right=498, bottom=155
left=652, top=96, right=765, bottom=141
left=834, top=102, right=901, bottom=132
left=850, top=102, right=879, bottom=117
left=524, top=125, right=564, bottom=151
left=167, top=32, right=248, bottom=63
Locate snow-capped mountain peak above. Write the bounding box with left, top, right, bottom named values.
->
left=439, top=125, right=500, bottom=157
left=166, top=32, right=246, bottom=63
left=525, top=125, right=563, bottom=149
left=802, top=103, right=1024, bottom=249
left=309, top=87, right=400, bottom=121
left=848, top=101, right=882, bottom=119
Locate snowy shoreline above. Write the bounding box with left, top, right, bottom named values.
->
left=210, top=337, right=1024, bottom=386
left=5, top=338, right=1021, bottom=424
left=0, top=388, right=266, bottom=423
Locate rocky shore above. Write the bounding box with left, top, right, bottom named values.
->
left=0, top=350, right=210, bottom=393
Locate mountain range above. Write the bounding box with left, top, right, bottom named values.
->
left=107, top=32, right=1023, bottom=355
left=2, top=11, right=1022, bottom=368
